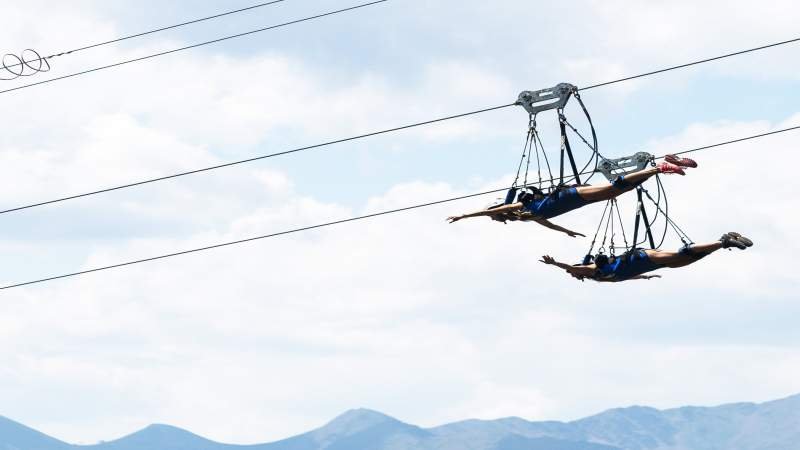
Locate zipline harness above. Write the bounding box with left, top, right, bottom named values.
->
left=501, top=82, right=695, bottom=257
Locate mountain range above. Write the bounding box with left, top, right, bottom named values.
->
left=2, top=393, right=799, bottom=450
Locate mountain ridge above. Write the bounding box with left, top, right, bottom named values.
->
left=2, top=394, right=799, bottom=450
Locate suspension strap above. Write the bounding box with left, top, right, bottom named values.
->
left=632, top=187, right=643, bottom=247
left=524, top=121, right=535, bottom=187
left=612, top=199, right=630, bottom=252
left=632, top=186, right=656, bottom=249
left=598, top=201, right=614, bottom=255
left=609, top=201, right=617, bottom=256
left=558, top=110, right=582, bottom=186
left=512, top=116, right=535, bottom=188
left=641, top=180, right=694, bottom=245
left=560, top=118, right=601, bottom=186
left=532, top=125, right=554, bottom=190
left=639, top=194, right=656, bottom=250
left=586, top=200, right=611, bottom=258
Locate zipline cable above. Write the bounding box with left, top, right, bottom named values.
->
left=579, top=36, right=800, bottom=91
left=3, top=18, right=796, bottom=96
left=3, top=35, right=797, bottom=212
left=2, top=0, right=289, bottom=73
left=0, top=103, right=515, bottom=215
left=0, top=0, right=389, bottom=96
left=668, top=126, right=800, bottom=156
left=0, top=187, right=510, bottom=290
left=2, top=119, right=794, bottom=216
left=3, top=126, right=798, bottom=291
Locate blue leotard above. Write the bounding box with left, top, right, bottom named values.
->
left=596, top=250, right=662, bottom=281
left=522, top=187, right=590, bottom=219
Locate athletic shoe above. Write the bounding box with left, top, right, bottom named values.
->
left=727, top=232, right=753, bottom=247
left=720, top=233, right=748, bottom=250
left=665, top=154, right=698, bottom=168
left=657, top=162, right=686, bottom=176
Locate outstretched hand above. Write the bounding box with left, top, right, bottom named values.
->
left=566, top=230, right=586, bottom=238
left=644, top=275, right=662, bottom=280
left=540, top=255, right=557, bottom=265
left=446, top=215, right=462, bottom=223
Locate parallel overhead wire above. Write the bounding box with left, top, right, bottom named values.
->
left=0, top=187, right=509, bottom=290
left=1, top=0, right=289, bottom=73
left=0, top=103, right=515, bottom=215
left=0, top=0, right=389, bottom=95
left=669, top=126, right=800, bottom=156
left=3, top=126, right=798, bottom=290
left=3, top=24, right=800, bottom=288
left=579, top=36, right=800, bottom=91
left=2, top=34, right=797, bottom=212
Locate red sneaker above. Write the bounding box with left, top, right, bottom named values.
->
left=665, top=154, right=698, bottom=168
left=657, top=162, right=686, bottom=175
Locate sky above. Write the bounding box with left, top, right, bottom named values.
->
left=1, top=0, right=799, bottom=445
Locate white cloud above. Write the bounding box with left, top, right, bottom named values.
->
left=5, top=110, right=800, bottom=441
left=1, top=0, right=800, bottom=446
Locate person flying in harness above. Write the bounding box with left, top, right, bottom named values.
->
left=446, top=155, right=696, bottom=237
left=539, top=232, right=753, bottom=282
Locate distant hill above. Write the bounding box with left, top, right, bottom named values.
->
left=2, top=394, right=799, bottom=450
left=0, top=416, right=71, bottom=450
left=82, top=424, right=242, bottom=450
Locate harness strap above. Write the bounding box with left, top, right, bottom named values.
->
left=679, top=244, right=709, bottom=260
left=613, top=198, right=630, bottom=251
left=532, top=124, right=553, bottom=187
left=585, top=200, right=611, bottom=259
left=558, top=111, right=582, bottom=185
left=511, top=117, right=535, bottom=188
left=631, top=187, right=657, bottom=249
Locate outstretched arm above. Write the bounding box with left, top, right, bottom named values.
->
left=447, top=202, right=523, bottom=223
left=628, top=274, right=662, bottom=281
left=534, top=218, right=586, bottom=238
left=539, top=255, right=596, bottom=280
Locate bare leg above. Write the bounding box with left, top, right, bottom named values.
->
left=644, top=242, right=723, bottom=268
left=575, top=167, right=660, bottom=203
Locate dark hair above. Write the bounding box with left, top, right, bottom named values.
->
left=517, top=191, right=534, bottom=205
left=594, top=254, right=610, bottom=268
left=517, top=187, right=545, bottom=205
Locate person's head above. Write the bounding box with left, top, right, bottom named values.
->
left=517, top=190, right=534, bottom=205
left=517, top=187, right=544, bottom=205
left=594, top=253, right=610, bottom=268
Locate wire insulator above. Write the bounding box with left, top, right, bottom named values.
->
left=1, top=49, right=51, bottom=81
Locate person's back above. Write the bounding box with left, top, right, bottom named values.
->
left=521, top=186, right=587, bottom=219
left=594, top=250, right=662, bottom=282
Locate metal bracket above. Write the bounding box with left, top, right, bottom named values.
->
left=596, top=152, right=654, bottom=182
left=516, top=83, right=577, bottom=115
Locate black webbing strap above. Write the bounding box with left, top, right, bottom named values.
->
left=632, top=187, right=656, bottom=249
left=558, top=111, right=582, bottom=186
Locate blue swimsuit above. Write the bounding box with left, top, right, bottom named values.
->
left=596, top=250, right=662, bottom=281
left=522, top=175, right=638, bottom=219
left=522, top=187, right=590, bottom=219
